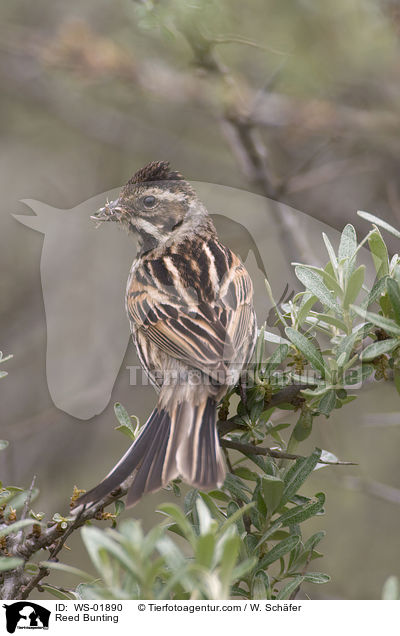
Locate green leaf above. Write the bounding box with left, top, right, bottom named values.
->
left=285, top=327, right=325, bottom=377
left=343, top=265, right=365, bottom=309
left=255, top=326, right=265, bottom=370
left=232, top=557, right=257, bottom=582
left=278, top=493, right=325, bottom=526
left=157, top=503, right=196, bottom=545
left=382, top=575, right=399, bottom=600
left=302, top=572, right=330, bottom=584
left=277, top=576, right=304, bottom=599
left=265, top=343, right=289, bottom=373
left=0, top=519, right=43, bottom=538
left=307, top=312, right=348, bottom=332
left=39, top=584, right=76, bottom=600
left=303, top=531, right=326, bottom=552
left=0, top=440, right=8, bottom=451
left=219, top=502, right=255, bottom=535
left=219, top=531, right=240, bottom=590
left=351, top=306, right=400, bottom=336
left=362, top=276, right=388, bottom=309
left=297, top=294, right=318, bottom=326
left=314, top=450, right=340, bottom=469
left=258, top=535, right=301, bottom=569
left=293, top=263, right=343, bottom=298
left=0, top=556, right=24, bottom=571
left=114, top=500, right=125, bottom=518
left=281, top=449, right=322, bottom=506
left=338, top=224, right=357, bottom=262
left=318, top=390, right=337, bottom=416
left=292, top=408, right=313, bottom=441
left=260, top=475, right=284, bottom=515
left=234, top=467, right=259, bottom=481
left=223, top=474, right=251, bottom=503
left=360, top=338, right=399, bottom=361
left=295, top=266, right=341, bottom=314
left=195, top=533, right=215, bottom=569
left=368, top=229, right=389, bottom=278
left=337, top=332, right=359, bottom=365
left=322, top=232, right=338, bottom=272
left=394, top=368, right=400, bottom=395
left=39, top=560, right=94, bottom=582
left=358, top=211, right=400, bottom=240
left=81, top=525, right=139, bottom=581
left=252, top=571, right=270, bottom=599
left=344, top=364, right=374, bottom=385
left=0, top=487, right=24, bottom=507
left=263, top=330, right=290, bottom=345
left=114, top=403, right=139, bottom=440
left=386, top=279, right=400, bottom=324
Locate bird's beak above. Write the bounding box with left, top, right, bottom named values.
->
left=90, top=198, right=122, bottom=222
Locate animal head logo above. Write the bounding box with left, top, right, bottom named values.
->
left=3, top=602, right=50, bottom=633
left=13, top=181, right=352, bottom=419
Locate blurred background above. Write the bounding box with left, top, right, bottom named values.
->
left=1, top=0, right=400, bottom=599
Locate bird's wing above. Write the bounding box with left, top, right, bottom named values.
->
left=126, top=245, right=255, bottom=378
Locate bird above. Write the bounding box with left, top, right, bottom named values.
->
left=76, top=161, right=257, bottom=508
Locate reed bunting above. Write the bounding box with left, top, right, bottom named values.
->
left=77, top=161, right=257, bottom=507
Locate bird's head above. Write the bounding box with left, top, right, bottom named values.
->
left=91, top=161, right=209, bottom=252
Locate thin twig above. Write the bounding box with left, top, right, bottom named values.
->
left=220, top=438, right=357, bottom=465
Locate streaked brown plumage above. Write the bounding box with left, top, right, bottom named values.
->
left=76, top=162, right=257, bottom=508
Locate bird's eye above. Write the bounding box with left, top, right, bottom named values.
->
left=143, top=195, right=157, bottom=208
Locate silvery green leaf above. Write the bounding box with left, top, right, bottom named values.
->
left=297, top=293, right=318, bottom=326
left=302, top=572, right=330, bottom=584
left=358, top=211, right=400, bottom=239
left=351, top=306, right=400, bottom=336
left=285, top=327, right=326, bottom=377
left=307, top=312, right=348, bottom=332
left=318, top=389, right=336, bottom=416
left=281, top=449, right=321, bottom=506
left=361, top=276, right=388, bottom=309
left=360, top=338, right=399, bottom=361
left=368, top=228, right=389, bottom=278
left=295, top=266, right=341, bottom=314
left=322, top=232, right=338, bottom=272
left=382, top=576, right=399, bottom=600
left=314, top=450, right=339, bottom=470
left=343, top=265, right=365, bottom=309
left=0, top=556, right=24, bottom=571
left=260, top=475, right=284, bottom=515
left=258, top=535, right=301, bottom=569
left=386, top=278, right=400, bottom=325
left=277, top=576, right=304, bottom=599
left=338, top=224, right=357, bottom=262
left=263, top=330, right=290, bottom=345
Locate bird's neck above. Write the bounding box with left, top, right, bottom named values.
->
left=135, top=204, right=217, bottom=257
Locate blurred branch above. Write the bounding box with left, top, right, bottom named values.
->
left=1, top=28, right=400, bottom=166
left=343, top=476, right=400, bottom=505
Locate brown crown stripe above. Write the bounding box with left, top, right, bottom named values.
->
left=129, top=161, right=185, bottom=185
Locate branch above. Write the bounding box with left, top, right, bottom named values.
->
left=220, top=438, right=357, bottom=465
left=0, top=481, right=130, bottom=600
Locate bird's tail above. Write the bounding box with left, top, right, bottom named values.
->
left=75, top=396, right=225, bottom=508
